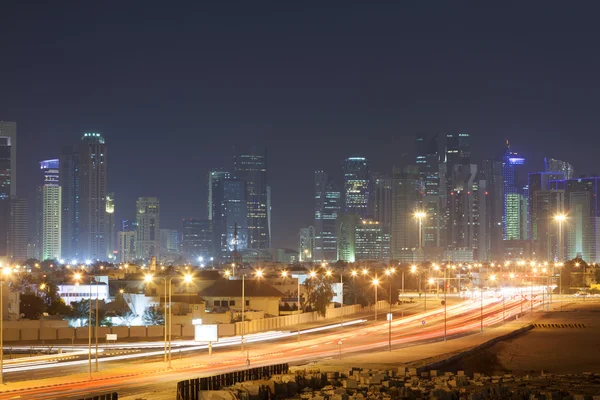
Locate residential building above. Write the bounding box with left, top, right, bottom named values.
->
left=136, top=197, right=160, bottom=260
left=199, top=279, right=283, bottom=317
left=78, top=133, right=107, bottom=261
left=233, top=146, right=269, bottom=249
left=313, top=171, right=342, bottom=263
left=343, top=157, right=370, bottom=217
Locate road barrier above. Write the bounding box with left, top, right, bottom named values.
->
left=176, top=363, right=289, bottom=400
left=533, top=323, right=587, bottom=328
left=77, top=393, right=118, bottom=400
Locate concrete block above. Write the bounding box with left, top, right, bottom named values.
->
left=111, top=326, right=129, bottom=338
left=40, top=327, right=57, bottom=340
left=147, top=325, right=163, bottom=338
left=75, top=327, right=89, bottom=339
left=57, top=327, right=74, bottom=340
left=20, top=328, right=39, bottom=341
left=129, top=326, right=145, bottom=338
left=97, top=326, right=110, bottom=339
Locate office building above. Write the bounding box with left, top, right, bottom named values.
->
left=233, top=146, right=269, bottom=249
left=391, top=166, right=422, bottom=260
left=40, top=160, right=61, bottom=260
left=370, top=174, right=392, bottom=261
left=118, top=231, right=136, bottom=263
left=298, top=226, right=315, bottom=262
left=480, top=159, right=504, bottom=261
left=182, top=219, right=214, bottom=262
left=314, top=171, right=342, bottom=263
left=545, top=158, right=575, bottom=180
left=343, top=157, right=370, bottom=217
left=222, top=179, right=248, bottom=253
left=78, top=133, right=107, bottom=261
left=105, top=193, right=116, bottom=261
left=501, top=141, right=525, bottom=240
left=355, top=219, right=383, bottom=261
left=0, top=121, right=16, bottom=199
left=159, top=228, right=181, bottom=263
left=59, top=144, right=79, bottom=261
left=9, top=197, right=28, bottom=261
left=529, top=172, right=565, bottom=260
left=208, top=169, right=230, bottom=259
left=336, top=214, right=359, bottom=262
left=415, top=133, right=442, bottom=247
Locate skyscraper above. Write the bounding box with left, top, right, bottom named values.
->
left=59, top=144, right=79, bottom=261
left=480, top=159, right=504, bottom=261
left=208, top=169, right=231, bottom=220
left=314, top=171, right=342, bottom=263
left=501, top=141, right=525, bottom=240
left=0, top=121, right=17, bottom=199
left=233, top=146, right=269, bottom=249
left=391, top=166, right=422, bottom=260
left=529, top=172, right=565, bottom=260
left=118, top=231, right=136, bottom=263
left=136, top=197, right=160, bottom=260
left=182, top=219, right=214, bottom=262
left=40, top=159, right=61, bottom=260
left=222, top=179, right=248, bottom=253
left=415, top=133, right=441, bottom=247
left=298, top=226, right=315, bottom=262
left=545, top=158, right=575, bottom=180
left=355, top=219, right=383, bottom=261
left=9, top=197, right=28, bottom=261
left=159, top=228, right=181, bottom=263
left=78, top=133, right=107, bottom=261
left=370, top=174, right=392, bottom=261
left=337, top=214, right=359, bottom=262
left=105, top=193, right=116, bottom=261
left=343, top=157, right=370, bottom=217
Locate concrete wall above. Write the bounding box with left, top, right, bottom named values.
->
left=147, top=325, right=163, bottom=337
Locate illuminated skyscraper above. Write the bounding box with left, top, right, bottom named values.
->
left=501, top=141, right=525, bottom=240
left=529, top=172, right=565, bottom=260
left=355, top=219, right=383, bottom=261
left=0, top=121, right=16, bottom=199
left=222, top=179, right=248, bottom=253
left=545, top=158, right=575, bottom=180
left=78, top=133, right=107, bottom=261
left=391, top=166, right=422, bottom=260
left=343, top=157, right=370, bottom=217
left=298, top=226, right=315, bottom=262
left=314, top=171, right=342, bottom=263
left=415, top=133, right=441, bottom=247
left=233, top=146, right=269, bottom=249
left=40, top=160, right=61, bottom=260
left=337, top=214, right=359, bottom=262
left=136, top=197, right=160, bottom=260
left=105, top=193, right=116, bottom=260
left=370, top=174, right=392, bottom=260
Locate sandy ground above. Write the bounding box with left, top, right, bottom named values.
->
left=439, top=301, right=600, bottom=376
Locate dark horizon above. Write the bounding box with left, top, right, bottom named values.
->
left=2, top=2, right=600, bottom=249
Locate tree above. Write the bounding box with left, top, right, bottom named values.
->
left=20, top=294, right=45, bottom=319
left=67, top=300, right=89, bottom=326
left=308, top=277, right=335, bottom=317
left=142, top=305, right=164, bottom=325
left=116, top=307, right=138, bottom=326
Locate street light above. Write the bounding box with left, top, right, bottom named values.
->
left=74, top=272, right=96, bottom=379
left=0, top=266, right=12, bottom=384
left=555, top=214, right=566, bottom=266
left=384, top=269, right=395, bottom=351
left=414, top=211, right=426, bottom=252
left=372, top=277, right=380, bottom=322
left=144, top=274, right=168, bottom=362
left=167, top=274, right=193, bottom=368
left=241, top=270, right=263, bottom=351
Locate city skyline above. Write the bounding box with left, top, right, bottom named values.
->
left=2, top=3, right=600, bottom=251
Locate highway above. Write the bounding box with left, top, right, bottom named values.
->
left=0, top=291, right=545, bottom=400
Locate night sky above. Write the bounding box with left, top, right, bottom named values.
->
left=1, top=2, right=600, bottom=249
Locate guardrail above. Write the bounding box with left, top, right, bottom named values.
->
left=176, top=363, right=289, bottom=400
left=77, top=393, right=118, bottom=400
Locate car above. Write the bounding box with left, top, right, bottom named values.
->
left=574, top=291, right=589, bottom=297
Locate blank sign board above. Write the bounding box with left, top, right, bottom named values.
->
left=195, top=324, right=218, bottom=342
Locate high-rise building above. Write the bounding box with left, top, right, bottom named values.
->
left=208, top=169, right=230, bottom=260
left=9, top=197, right=28, bottom=261
left=343, top=157, right=370, bottom=217
left=59, top=144, right=79, bottom=261
left=480, top=159, right=504, bottom=261
left=314, top=171, right=342, bottom=263
left=105, top=193, right=116, bottom=261
left=501, top=141, right=525, bottom=240
left=545, top=158, right=575, bottom=180
left=529, top=172, right=565, bottom=259
left=298, top=226, right=315, bottom=262
left=551, top=177, right=600, bottom=262
left=445, top=133, right=471, bottom=167
left=233, top=146, right=269, bottom=249
left=0, top=121, right=17, bottom=199
left=222, top=179, right=248, bottom=253
left=355, top=219, right=383, bottom=261
left=415, top=133, right=442, bottom=247
left=391, top=166, right=422, bottom=260
left=370, top=174, right=392, bottom=261
left=40, top=160, right=61, bottom=260
left=118, top=231, right=136, bottom=263
left=159, top=228, right=181, bottom=263
left=336, top=214, right=359, bottom=262
left=78, top=133, right=107, bottom=261
left=136, top=197, right=160, bottom=260
left=182, top=219, right=213, bottom=262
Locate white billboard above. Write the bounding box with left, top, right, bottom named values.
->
left=195, top=324, right=218, bottom=342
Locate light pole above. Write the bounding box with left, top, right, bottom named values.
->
left=145, top=274, right=168, bottom=362
left=443, top=267, right=447, bottom=342
left=372, top=277, right=379, bottom=322
left=426, top=278, right=434, bottom=311
left=555, top=214, right=566, bottom=266
left=168, top=274, right=193, bottom=368
left=385, top=268, right=395, bottom=352
left=0, top=266, right=12, bottom=385
left=480, top=285, right=484, bottom=333
left=74, top=272, right=93, bottom=380
left=415, top=211, right=426, bottom=259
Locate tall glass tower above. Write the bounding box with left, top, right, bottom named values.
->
left=501, top=141, right=525, bottom=240
left=343, top=157, right=370, bottom=217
